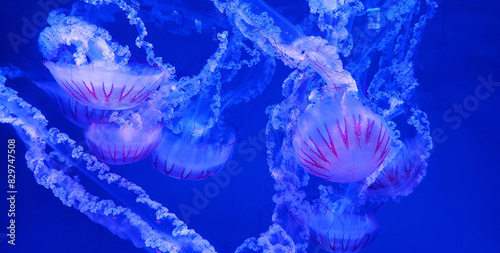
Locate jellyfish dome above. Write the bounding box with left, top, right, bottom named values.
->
left=308, top=197, right=378, bottom=253
left=367, top=134, right=428, bottom=201
left=149, top=31, right=274, bottom=180
left=35, top=81, right=113, bottom=128
left=293, top=90, right=391, bottom=183
left=85, top=100, right=164, bottom=165
left=86, top=120, right=163, bottom=165
left=39, top=11, right=169, bottom=110
left=151, top=99, right=236, bottom=180
left=151, top=127, right=235, bottom=180
left=44, top=62, right=167, bottom=110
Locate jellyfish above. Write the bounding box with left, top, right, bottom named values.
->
left=85, top=101, right=164, bottom=165
left=308, top=196, right=378, bottom=253
left=38, top=12, right=167, bottom=166
left=39, top=10, right=170, bottom=110
left=293, top=90, right=391, bottom=183
left=35, top=81, right=113, bottom=128
left=367, top=133, right=429, bottom=202
left=151, top=99, right=237, bottom=180
left=151, top=35, right=275, bottom=180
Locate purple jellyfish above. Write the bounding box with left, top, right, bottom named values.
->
left=44, top=61, right=166, bottom=110
left=150, top=43, right=274, bottom=180
left=39, top=11, right=169, bottom=110
left=36, top=81, right=113, bottom=128
left=367, top=135, right=428, bottom=201
left=85, top=105, right=163, bottom=165
left=308, top=199, right=378, bottom=253
left=293, top=90, right=391, bottom=183
left=151, top=98, right=236, bottom=180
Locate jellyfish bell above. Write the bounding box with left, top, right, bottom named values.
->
left=85, top=121, right=163, bottom=165
left=148, top=49, right=274, bottom=180
left=39, top=11, right=170, bottom=110
left=367, top=134, right=428, bottom=201
left=35, top=81, right=113, bottom=128
left=85, top=104, right=163, bottom=165
left=151, top=127, right=236, bottom=180
left=151, top=118, right=236, bottom=180
left=293, top=90, right=391, bottom=183
left=308, top=199, right=378, bottom=253
left=44, top=61, right=167, bottom=110
left=151, top=96, right=236, bottom=180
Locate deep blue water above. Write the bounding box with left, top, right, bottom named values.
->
left=0, top=0, right=499, bottom=253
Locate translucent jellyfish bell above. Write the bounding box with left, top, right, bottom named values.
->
left=36, top=81, right=113, bottom=128
left=308, top=199, right=378, bottom=253
left=151, top=125, right=235, bottom=180
left=44, top=61, right=166, bottom=110
left=151, top=99, right=236, bottom=180
left=367, top=135, right=428, bottom=201
left=39, top=12, right=169, bottom=110
left=293, top=90, right=391, bottom=183
left=85, top=105, right=163, bottom=165
left=148, top=48, right=274, bottom=180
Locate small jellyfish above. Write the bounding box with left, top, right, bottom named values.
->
left=36, top=81, right=113, bottom=128
left=148, top=50, right=273, bottom=180
left=308, top=199, right=378, bottom=253
left=293, top=91, right=391, bottom=183
left=85, top=107, right=163, bottom=165
left=151, top=127, right=235, bottom=180
left=367, top=135, right=428, bottom=201
left=151, top=99, right=236, bottom=180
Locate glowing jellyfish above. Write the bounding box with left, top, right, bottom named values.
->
left=44, top=61, right=166, bottom=110
left=293, top=91, right=391, bottom=183
left=36, top=81, right=113, bottom=128
left=151, top=99, right=236, bottom=180
left=39, top=11, right=169, bottom=110
left=308, top=199, right=378, bottom=253
left=367, top=135, right=428, bottom=201
left=149, top=40, right=274, bottom=180
left=85, top=105, right=163, bottom=165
